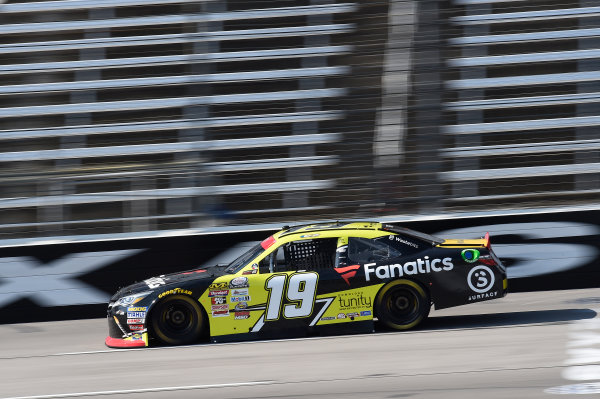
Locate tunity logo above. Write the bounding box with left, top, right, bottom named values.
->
left=467, top=265, right=495, bottom=293
left=0, top=249, right=142, bottom=308
left=334, top=265, right=361, bottom=286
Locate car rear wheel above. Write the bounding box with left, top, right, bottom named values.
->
left=150, top=295, right=205, bottom=345
left=375, top=279, right=430, bottom=330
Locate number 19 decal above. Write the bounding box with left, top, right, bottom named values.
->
left=265, top=272, right=318, bottom=320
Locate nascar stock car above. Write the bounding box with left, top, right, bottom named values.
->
left=106, top=221, right=507, bottom=348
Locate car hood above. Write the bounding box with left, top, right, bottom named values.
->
left=110, top=265, right=228, bottom=300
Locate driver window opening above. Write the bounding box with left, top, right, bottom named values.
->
left=259, top=238, right=337, bottom=273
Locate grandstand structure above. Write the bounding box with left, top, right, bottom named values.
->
left=0, top=0, right=598, bottom=242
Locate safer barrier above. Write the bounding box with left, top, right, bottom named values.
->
left=0, top=208, right=598, bottom=324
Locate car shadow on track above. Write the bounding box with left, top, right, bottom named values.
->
left=411, top=308, right=597, bottom=331
left=149, top=309, right=597, bottom=347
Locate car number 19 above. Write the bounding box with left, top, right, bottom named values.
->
left=264, top=272, right=318, bottom=320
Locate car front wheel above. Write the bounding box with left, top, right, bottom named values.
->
left=150, top=295, right=205, bottom=345
left=375, top=279, right=430, bottom=330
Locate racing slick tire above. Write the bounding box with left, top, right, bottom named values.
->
left=375, top=279, right=430, bottom=330
left=150, top=295, right=206, bottom=345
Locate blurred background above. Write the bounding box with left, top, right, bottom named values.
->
left=1, top=0, right=599, bottom=243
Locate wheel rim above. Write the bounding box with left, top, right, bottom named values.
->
left=384, top=287, right=420, bottom=324
left=161, top=301, right=196, bottom=336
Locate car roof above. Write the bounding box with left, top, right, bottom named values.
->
left=278, top=221, right=383, bottom=238
left=276, top=221, right=445, bottom=245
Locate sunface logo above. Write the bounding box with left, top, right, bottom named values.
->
left=467, top=265, right=495, bottom=293
left=364, top=257, right=453, bottom=281
left=334, top=264, right=361, bottom=286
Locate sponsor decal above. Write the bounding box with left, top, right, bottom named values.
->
left=211, top=297, right=227, bottom=305
left=234, top=311, right=250, bottom=320
left=320, top=316, right=335, bottom=321
left=158, top=288, right=192, bottom=299
left=461, top=249, right=480, bottom=263
left=132, top=333, right=143, bottom=340
left=211, top=304, right=228, bottom=311
left=129, top=324, right=144, bottom=331
left=300, top=233, right=320, bottom=238
left=127, top=307, right=147, bottom=312
left=467, top=265, right=495, bottom=294
left=144, top=276, right=166, bottom=289
left=242, top=269, right=257, bottom=275
left=212, top=310, right=229, bottom=317
left=234, top=302, right=248, bottom=311
left=364, top=257, right=454, bottom=281
left=468, top=291, right=498, bottom=301
left=126, top=318, right=144, bottom=324
left=334, top=264, right=361, bottom=286
left=347, top=312, right=359, bottom=317
left=231, top=288, right=249, bottom=296
left=251, top=263, right=259, bottom=270
left=360, top=310, right=372, bottom=316
left=208, top=290, right=228, bottom=297
left=209, top=282, right=228, bottom=290
left=231, top=295, right=251, bottom=302
left=127, top=311, right=146, bottom=318
left=229, top=277, right=249, bottom=289
left=337, top=293, right=372, bottom=310
left=337, top=313, right=347, bottom=319
left=388, top=235, right=419, bottom=248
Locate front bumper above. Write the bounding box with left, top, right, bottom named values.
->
left=105, top=313, right=149, bottom=348
left=105, top=335, right=147, bottom=348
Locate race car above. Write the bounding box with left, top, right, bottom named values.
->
left=105, top=221, right=507, bottom=348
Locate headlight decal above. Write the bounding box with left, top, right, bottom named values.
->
left=113, top=291, right=151, bottom=308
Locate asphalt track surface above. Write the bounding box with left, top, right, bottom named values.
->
left=2, top=288, right=600, bottom=399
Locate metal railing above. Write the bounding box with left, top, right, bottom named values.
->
left=443, top=0, right=600, bottom=209
left=0, top=0, right=368, bottom=239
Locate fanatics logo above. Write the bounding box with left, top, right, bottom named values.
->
left=334, top=264, right=361, bottom=286
left=364, top=257, right=454, bottom=282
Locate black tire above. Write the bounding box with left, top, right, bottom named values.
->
left=150, top=295, right=206, bottom=345
left=375, top=279, right=430, bottom=330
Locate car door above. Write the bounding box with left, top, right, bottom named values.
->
left=241, top=237, right=339, bottom=338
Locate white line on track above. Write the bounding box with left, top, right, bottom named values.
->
left=0, top=381, right=275, bottom=399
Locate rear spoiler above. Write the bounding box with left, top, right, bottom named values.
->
left=438, top=232, right=491, bottom=248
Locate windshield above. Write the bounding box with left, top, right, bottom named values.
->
left=224, top=243, right=265, bottom=274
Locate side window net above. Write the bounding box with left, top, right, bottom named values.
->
left=283, top=238, right=336, bottom=271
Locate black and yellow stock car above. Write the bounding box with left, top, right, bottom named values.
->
left=106, top=222, right=507, bottom=348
